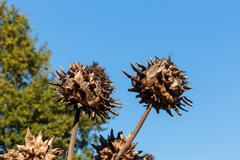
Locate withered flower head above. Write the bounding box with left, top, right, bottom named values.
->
left=123, top=56, right=192, bottom=116
left=50, top=62, right=121, bottom=122
left=93, top=129, right=154, bottom=160
left=0, top=128, right=63, bottom=160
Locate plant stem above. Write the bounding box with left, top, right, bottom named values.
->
left=67, top=108, right=81, bottom=160
left=114, top=104, right=153, bottom=160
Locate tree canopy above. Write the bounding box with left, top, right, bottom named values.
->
left=0, top=1, right=104, bottom=159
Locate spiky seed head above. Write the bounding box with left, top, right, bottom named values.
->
left=123, top=56, right=192, bottom=116
left=50, top=62, right=121, bottom=122
left=93, top=129, right=154, bottom=160
left=0, top=128, right=63, bottom=160
left=142, top=154, right=155, bottom=160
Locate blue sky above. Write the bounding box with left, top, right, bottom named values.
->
left=7, top=0, right=240, bottom=159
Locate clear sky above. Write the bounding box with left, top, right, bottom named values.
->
left=7, top=0, right=240, bottom=159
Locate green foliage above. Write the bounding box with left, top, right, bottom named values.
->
left=0, top=1, right=104, bottom=158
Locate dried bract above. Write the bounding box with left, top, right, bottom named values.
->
left=123, top=57, right=192, bottom=116
left=0, top=128, right=63, bottom=160
left=93, top=129, right=154, bottom=160
left=50, top=62, right=121, bottom=122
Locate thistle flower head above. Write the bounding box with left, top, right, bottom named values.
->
left=93, top=129, right=154, bottom=160
left=0, top=128, right=63, bottom=160
left=123, top=56, right=192, bottom=116
left=50, top=62, right=121, bottom=122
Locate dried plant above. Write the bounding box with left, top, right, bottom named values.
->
left=0, top=1, right=194, bottom=158
left=51, top=62, right=121, bottom=122
left=0, top=128, right=63, bottom=160
left=123, top=56, right=192, bottom=116
left=93, top=129, right=154, bottom=160
left=115, top=56, right=192, bottom=160
left=50, top=62, right=121, bottom=160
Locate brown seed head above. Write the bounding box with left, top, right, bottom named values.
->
left=93, top=129, right=154, bottom=160
left=0, top=128, right=63, bottom=160
left=123, top=56, right=192, bottom=116
left=50, top=62, right=121, bottom=122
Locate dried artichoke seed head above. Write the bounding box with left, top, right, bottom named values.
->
left=93, top=129, right=154, bottom=160
left=139, top=154, right=155, bottom=160
left=50, top=62, right=121, bottom=122
left=0, top=149, right=23, bottom=160
left=123, top=56, right=192, bottom=116
left=0, top=128, right=63, bottom=160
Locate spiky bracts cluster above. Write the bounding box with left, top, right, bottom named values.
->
left=50, top=62, right=121, bottom=122
left=123, top=57, right=192, bottom=116
left=93, top=130, right=154, bottom=160
left=0, top=128, right=63, bottom=160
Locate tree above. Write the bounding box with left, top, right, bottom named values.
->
left=0, top=1, right=104, bottom=158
